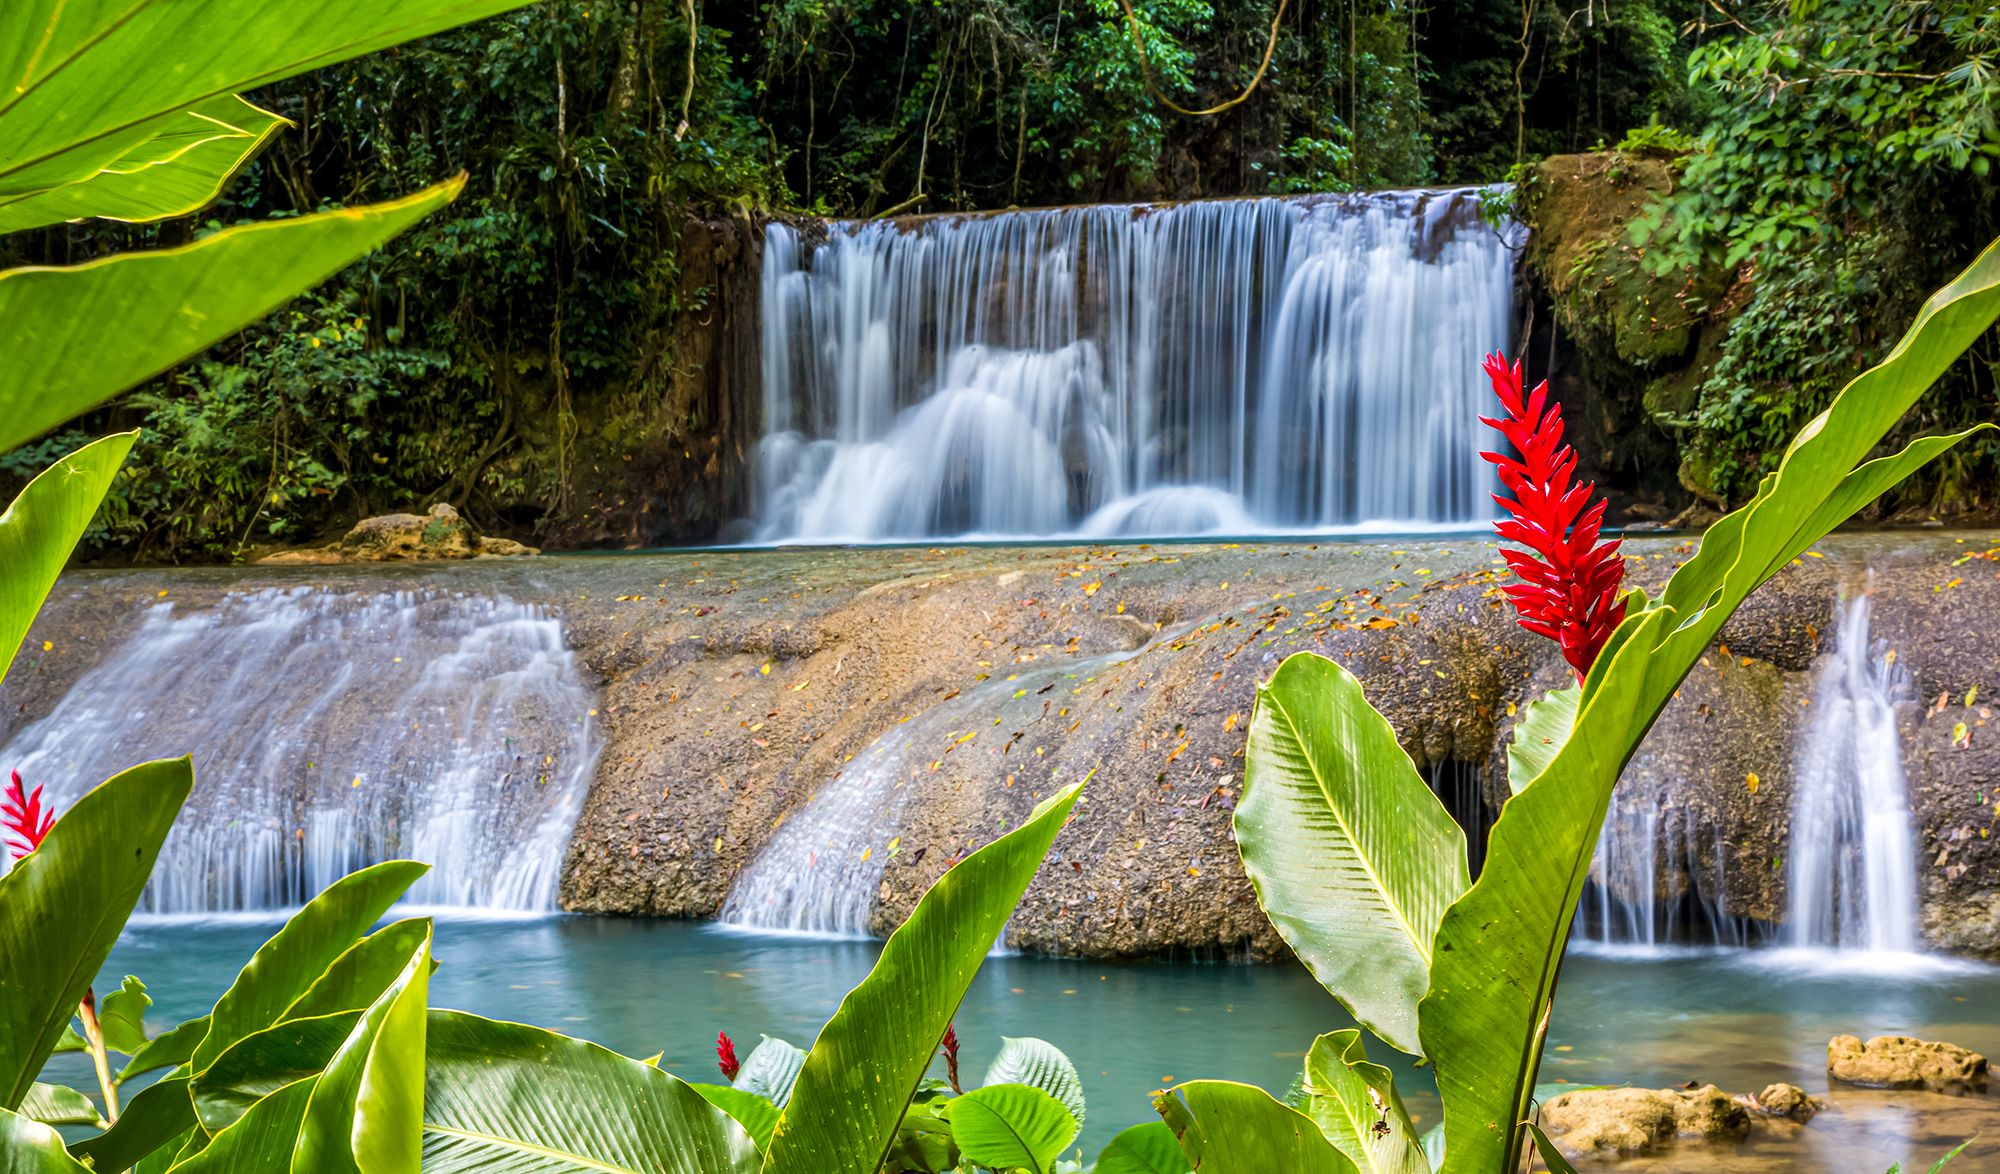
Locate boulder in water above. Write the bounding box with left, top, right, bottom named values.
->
left=1538, top=1085, right=1751, bottom=1157
left=257, top=504, right=537, bottom=564
left=1749, top=1082, right=1823, bottom=1123
left=1827, top=1035, right=1989, bottom=1093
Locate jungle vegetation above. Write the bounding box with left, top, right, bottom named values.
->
left=3, top=0, right=1997, bottom=559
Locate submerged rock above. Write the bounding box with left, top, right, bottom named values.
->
left=1828, top=1035, right=1989, bottom=1093
left=1750, top=1082, right=1824, bottom=1124
left=257, top=504, right=537, bottom=565
left=1538, top=1084, right=1751, bottom=1157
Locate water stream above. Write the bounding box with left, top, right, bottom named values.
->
left=753, top=190, right=1516, bottom=542
left=0, top=587, right=599, bottom=913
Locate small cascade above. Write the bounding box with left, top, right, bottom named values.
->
left=1788, top=594, right=1920, bottom=953
left=1578, top=790, right=1752, bottom=950
left=0, top=587, right=600, bottom=914
left=754, top=189, right=1517, bottom=542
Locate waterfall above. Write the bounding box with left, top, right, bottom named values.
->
left=1577, top=789, right=1749, bottom=951
left=0, top=587, right=600, bottom=914
left=1787, top=594, right=1920, bottom=953
left=753, top=189, right=1517, bottom=542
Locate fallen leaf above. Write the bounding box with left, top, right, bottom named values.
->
left=1745, top=772, right=1760, bottom=795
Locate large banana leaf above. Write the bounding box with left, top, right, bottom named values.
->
left=1237, top=656, right=1468, bottom=1054
left=947, top=1084, right=1078, bottom=1174
left=1302, top=1032, right=1428, bottom=1174
left=192, top=1012, right=363, bottom=1134
left=1092, top=1122, right=1191, bottom=1174
left=286, top=919, right=436, bottom=1022
left=1419, top=234, right=2000, bottom=1173
left=1155, top=1082, right=1358, bottom=1174
left=0, top=179, right=459, bottom=453
left=291, top=924, right=431, bottom=1173
left=762, top=784, right=1083, bottom=1174
left=169, top=1079, right=316, bottom=1173
left=982, top=1037, right=1086, bottom=1127
left=0, top=757, right=193, bottom=1111
left=65, top=1076, right=194, bottom=1171
left=421, top=1011, right=760, bottom=1173
left=191, top=860, right=427, bottom=1074
left=120, top=1015, right=209, bottom=1081
left=19, top=1084, right=99, bottom=1128
left=0, top=433, right=135, bottom=692
left=0, top=1106, right=92, bottom=1174
left=0, top=1, right=534, bottom=202
left=0, top=95, right=285, bottom=235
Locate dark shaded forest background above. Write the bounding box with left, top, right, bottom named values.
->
left=6, top=0, right=1997, bottom=558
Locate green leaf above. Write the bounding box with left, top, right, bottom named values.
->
left=99, top=975, right=152, bottom=1055
left=1420, top=233, right=2000, bottom=1174
left=1154, top=1081, right=1359, bottom=1174
left=191, top=860, right=427, bottom=1074
left=19, top=1084, right=99, bottom=1128
left=733, top=1036, right=806, bottom=1109
left=882, top=1095, right=958, bottom=1173
left=1525, top=1122, right=1578, bottom=1174
left=760, top=784, right=1082, bottom=1174
left=0, top=178, right=461, bottom=453
left=120, top=1016, right=209, bottom=1082
left=1237, top=654, right=1469, bottom=1054
left=292, top=923, right=431, bottom=1173
left=690, top=1086, right=781, bottom=1154
left=1092, top=1121, right=1191, bottom=1174
left=285, top=919, right=435, bottom=1023
left=0, top=1105, right=93, bottom=1173
left=420, top=1011, right=760, bottom=1173
left=0, top=1, right=535, bottom=202
left=1302, top=1031, right=1429, bottom=1174
left=1505, top=687, right=1577, bottom=797
left=0, top=758, right=193, bottom=1112
left=0, top=434, right=135, bottom=692
left=66, top=1075, right=194, bottom=1172
left=0, top=96, right=286, bottom=235
left=948, top=1084, right=1079, bottom=1174
left=983, top=1036, right=1086, bottom=1127
left=192, top=1012, right=361, bottom=1134
left=170, top=1079, right=315, bottom=1174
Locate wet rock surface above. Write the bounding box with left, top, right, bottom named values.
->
left=9, top=530, right=2000, bottom=959
left=1540, top=1084, right=1751, bottom=1157
left=257, top=503, right=538, bottom=564
left=1828, top=1035, right=1990, bottom=1094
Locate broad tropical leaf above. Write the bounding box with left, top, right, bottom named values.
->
left=0, top=1106, right=93, bottom=1173
left=1238, top=655, right=1468, bottom=1054
left=19, top=1085, right=98, bottom=1128
left=286, top=919, right=435, bottom=1022
left=291, top=925, right=431, bottom=1173
left=882, top=1096, right=957, bottom=1173
left=1302, top=1031, right=1429, bottom=1174
left=983, top=1037, right=1085, bottom=1127
left=421, top=1011, right=760, bottom=1173
left=0, top=96, right=285, bottom=235
left=0, top=758, right=192, bottom=1111
left=0, top=1, right=535, bottom=201
left=0, top=179, right=460, bottom=453
left=1505, top=686, right=1577, bottom=797
left=1420, top=233, right=2000, bottom=1173
left=169, top=1079, right=315, bottom=1173
left=732, top=1036, right=806, bottom=1108
left=191, top=860, right=427, bottom=1073
left=120, top=1016, right=209, bottom=1081
left=690, top=1086, right=781, bottom=1153
left=192, top=1012, right=361, bottom=1134
left=948, top=1084, right=1078, bottom=1174
left=1525, top=1122, right=1579, bottom=1174
left=1092, top=1121, right=1192, bottom=1174
left=760, top=784, right=1082, bottom=1174
left=1155, top=1081, right=1359, bottom=1174
left=65, top=1076, right=194, bottom=1172
left=98, top=974, right=152, bottom=1055
left=0, top=434, right=135, bottom=692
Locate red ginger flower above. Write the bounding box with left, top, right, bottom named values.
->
left=3, top=770, right=53, bottom=860
left=716, top=1030, right=740, bottom=1081
left=941, top=1023, right=962, bottom=1094
left=1479, top=353, right=1627, bottom=681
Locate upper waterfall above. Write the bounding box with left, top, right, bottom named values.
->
left=0, top=586, right=600, bottom=915
left=751, top=189, right=1517, bottom=543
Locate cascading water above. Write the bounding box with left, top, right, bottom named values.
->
left=0, top=587, right=600, bottom=914
left=1578, top=789, right=1750, bottom=950
left=753, top=189, right=1517, bottom=542
left=1787, top=593, right=1920, bottom=953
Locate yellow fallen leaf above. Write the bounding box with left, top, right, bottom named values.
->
left=40, top=641, right=51, bottom=652
left=860, top=847, right=872, bottom=862
left=1083, top=581, right=1101, bottom=596
left=1745, top=772, right=1760, bottom=795
left=714, top=837, right=723, bottom=852
left=760, top=662, right=772, bottom=676
left=1968, top=686, right=1981, bottom=708
left=1224, top=713, right=1241, bottom=732
left=351, top=776, right=363, bottom=788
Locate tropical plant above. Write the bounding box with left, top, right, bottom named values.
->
left=1213, top=234, right=2000, bottom=1173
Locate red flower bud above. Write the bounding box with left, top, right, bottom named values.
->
left=1479, top=353, right=1627, bottom=681
left=716, top=1030, right=741, bottom=1081
left=941, top=1023, right=961, bottom=1094
left=2, top=770, right=54, bottom=861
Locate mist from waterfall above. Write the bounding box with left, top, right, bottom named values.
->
left=1788, top=593, right=1920, bottom=954
left=753, top=189, right=1517, bottom=542
left=0, top=587, right=600, bottom=915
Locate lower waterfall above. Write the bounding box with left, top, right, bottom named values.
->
left=0, top=587, right=600, bottom=914
left=1787, top=593, right=1920, bottom=953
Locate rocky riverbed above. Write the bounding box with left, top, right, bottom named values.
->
left=5, top=532, right=1998, bottom=958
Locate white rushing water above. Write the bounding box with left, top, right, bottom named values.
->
left=0, top=587, right=600, bottom=914
left=1788, top=593, right=1920, bottom=953
left=1579, top=788, right=1749, bottom=952
left=753, top=189, right=1517, bottom=542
